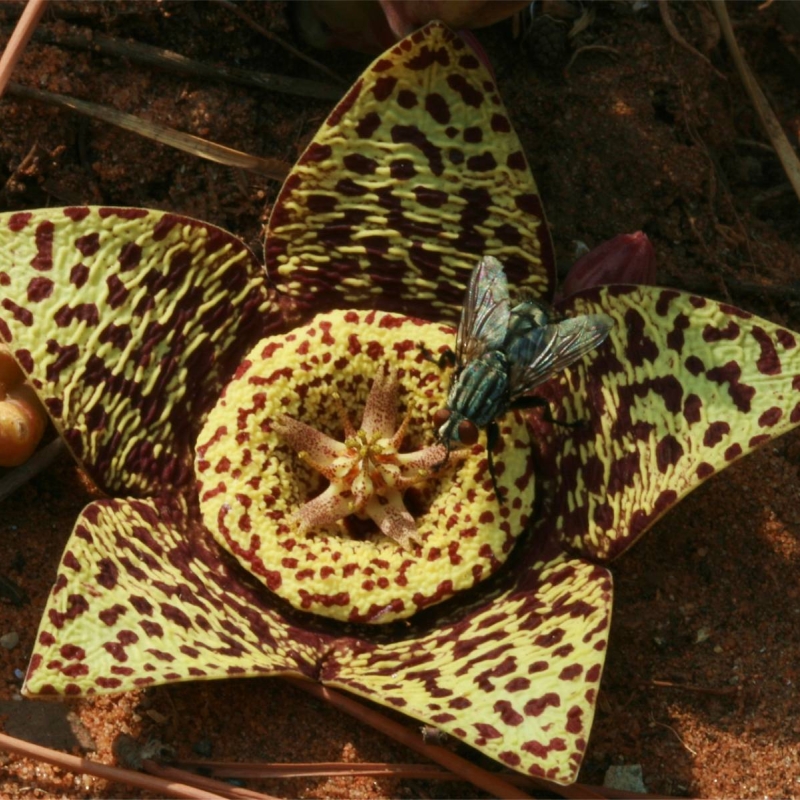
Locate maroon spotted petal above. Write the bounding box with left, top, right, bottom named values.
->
left=0, top=208, right=271, bottom=496
left=266, top=21, right=555, bottom=325
left=532, top=285, right=800, bottom=561
left=24, top=494, right=328, bottom=695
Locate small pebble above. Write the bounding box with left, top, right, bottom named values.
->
left=603, top=764, right=647, bottom=793
left=0, top=631, right=20, bottom=650
left=145, top=708, right=169, bottom=725
left=192, top=737, right=213, bottom=758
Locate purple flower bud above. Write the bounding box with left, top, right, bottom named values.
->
left=560, top=231, right=657, bottom=299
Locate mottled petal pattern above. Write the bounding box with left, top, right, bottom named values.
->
left=24, top=495, right=325, bottom=696
left=273, top=414, right=351, bottom=481
left=536, top=285, right=800, bottom=560
left=266, top=22, right=554, bottom=324
left=0, top=208, right=271, bottom=496
left=325, top=552, right=612, bottom=785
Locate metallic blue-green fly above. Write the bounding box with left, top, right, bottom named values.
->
left=433, top=256, right=614, bottom=500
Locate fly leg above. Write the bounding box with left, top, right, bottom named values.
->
left=511, top=395, right=585, bottom=428
left=420, top=344, right=457, bottom=371
left=486, top=421, right=505, bottom=504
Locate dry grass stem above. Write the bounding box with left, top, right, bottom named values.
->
left=5, top=82, right=291, bottom=181
left=171, top=760, right=455, bottom=781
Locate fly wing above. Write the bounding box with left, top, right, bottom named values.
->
left=455, top=256, right=511, bottom=365
left=508, top=313, right=614, bottom=401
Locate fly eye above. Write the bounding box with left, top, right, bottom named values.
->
left=458, top=420, right=479, bottom=445
left=433, top=408, right=451, bottom=428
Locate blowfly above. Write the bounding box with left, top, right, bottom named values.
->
left=433, top=255, right=614, bottom=500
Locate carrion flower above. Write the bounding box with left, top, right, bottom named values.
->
left=2, top=23, right=800, bottom=786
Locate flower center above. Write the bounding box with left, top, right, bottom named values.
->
left=196, top=309, right=536, bottom=624
left=272, top=368, right=462, bottom=552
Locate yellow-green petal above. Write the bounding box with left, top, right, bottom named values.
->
left=266, top=21, right=554, bottom=324
left=0, top=207, right=271, bottom=496
left=325, top=552, right=612, bottom=785
left=536, top=285, right=800, bottom=561
left=24, top=495, right=323, bottom=697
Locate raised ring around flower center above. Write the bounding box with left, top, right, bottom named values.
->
left=195, top=309, right=535, bottom=624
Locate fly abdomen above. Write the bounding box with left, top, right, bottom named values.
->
left=447, top=350, right=510, bottom=429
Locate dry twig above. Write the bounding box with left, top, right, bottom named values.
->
left=712, top=0, right=800, bottom=206
left=0, top=0, right=46, bottom=98
left=32, top=27, right=341, bottom=102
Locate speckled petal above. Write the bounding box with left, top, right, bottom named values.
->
left=273, top=414, right=350, bottom=479
left=0, top=207, right=271, bottom=495
left=324, top=551, right=612, bottom=785
left=266, top=21, right=554, bottom=324
left=392, top=443, right=455, bottom=487
left=24, top=495, right=325, bottom=697
left=289, top=484, right=355, bottom=533
left=360, top=363, right=400, bottom=439
left=365, top=493, right=419, bottom=550
left=535, top=285, right=800, bottom=561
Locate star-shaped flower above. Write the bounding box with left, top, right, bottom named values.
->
left=272, top=364, right=453, bottom=550
left=2, top=23, right=800, bottom=786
